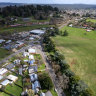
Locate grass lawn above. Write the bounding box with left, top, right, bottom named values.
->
left=50, top=88, right=58, bottom=96
left=0, top=92, right=10, bottom=96
left=0, top=48, right=11, bottom=60
left=86, top=18, right=96, bottom=23
left=15, top=76, right=23, bottom=87
left=52, top=26, right=96, bottom=96
left=5, top=84, right=22, bottom=96
left=38, top=63, right=46, bottom=71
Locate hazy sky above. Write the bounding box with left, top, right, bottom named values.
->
left=0, top=0, right=96, bottom=4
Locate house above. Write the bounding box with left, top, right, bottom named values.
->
left=0, top=75, right=3, bottom=80
left=0, top=39, right=5, bottom=44
left=1, top=79, right=11, bottom=86
left=32, top=81, right=41, bottom=93
left=30, top=73, right=38, bottom=82
left=16, top=41, right=24, bottom=48
left=28, top=65, right=37, bottom=74
left=28, top=48, right=36, bottom=54
left=4, top=44, right=12, bottom=50
left=6, top=64, right=15, bottom=70
left=29, top=60, right=35, bottom=65
left=40, top=92, right=45, bottom=96
left=29, top=37, right=34, bottom=40
left=23, top=52, right=29, bottom=57
left=7, top=75, right=18, bottom=82
left=0, top=68, right=8, bottom=75
left=29, top=55, right=34, bottom=60
left=14, top=59, right=21, bottom=65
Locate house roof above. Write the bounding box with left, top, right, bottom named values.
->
left=29, top=65, right=37, bottom=72
left=0, top=75, right=3, bottom=80
left=6, top=64, right=15, bottom=69
left=30, top=73, right=38, bottom=82
left=29, top=60, right=35, bottom=65
left=0, top=68, right=8, bottom=75
left=28, top=48, right=36, bottom=53
left=0, top=39, right=5, bottom=43
left=1, top=79, right=10, bottom=86
left=30, top=29, right=45, bottom=34
left=29, top=55, right=34, bottom=60
left=7, top=75, right=18, bottom=82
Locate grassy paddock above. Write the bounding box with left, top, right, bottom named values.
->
left=52, top=26, right=96, bottom=95
left=86, top=18, right=96, bottom=23
left=0, top=48, right=11, bottom=60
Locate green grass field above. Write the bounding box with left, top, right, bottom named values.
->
left=86, top=18, right=96, bottom=23
left=0, top=48, right=11, bottom=60
left=5, top=84, right=22, bottom=96
left=52, top=26, right=96, bottom=95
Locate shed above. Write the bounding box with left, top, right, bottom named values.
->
left=7, top=75, right=18, bottom=82
left=40, top=92, right=45, bottom=96
left=19, top=68, right=23, bottom=75
left=1, top=79, right=10, bottom=86
left=0, top=75, right=3, bottom=80
left=0, top=39, right=5, bottom=44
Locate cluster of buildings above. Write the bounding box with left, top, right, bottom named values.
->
left=0, top=68, right=18, bottom=87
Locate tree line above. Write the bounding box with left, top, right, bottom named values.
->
left=0, top=5, right=59, bottom=19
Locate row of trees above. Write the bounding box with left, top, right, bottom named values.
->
left=0, top=5, right=59, bottom=18
left=42, top=27, right=93, bottom=96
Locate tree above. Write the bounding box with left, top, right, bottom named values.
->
left=39, top=73, right=53, bottom=90
left=62, top=30, right=68, bottom=36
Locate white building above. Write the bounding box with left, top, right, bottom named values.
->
left=0, top=75, right=3, bottom=80
left=29, top=55, right=34, bottom=60
left=0, top=39, right=5, bottom=44
left=28, top=48, right=36, bottom=54
left=23, top=52, right=29, bottom=57
left=30, top=29, right=45, bottom=35
left=7, top=75, right=18, bottom=82
left=1, top=79, right=11, bottom=86
left=0, top=68, right=8, bottom=75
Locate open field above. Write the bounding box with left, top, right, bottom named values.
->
left=86, top=18, right=96, bottom=23
left=52, top=26, right=96, bottom=95
left=0, top=48, right=11, bottom=60
left=5, top=84, right=22, bottom=96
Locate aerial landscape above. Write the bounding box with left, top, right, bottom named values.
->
left=0, top=0, right=96, bottom=96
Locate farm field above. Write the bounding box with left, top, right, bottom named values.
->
left=86, top=18, right=96, bottom=23
left=52, top=26, right=96, bottom=95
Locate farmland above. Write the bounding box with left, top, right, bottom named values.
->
left=52, top=26, right=96, bottom=95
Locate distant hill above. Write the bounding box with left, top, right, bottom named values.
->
left=0, top=2, right=23, bottom=7
left=0, top=3, right=96, bottom=9
left=50, top=4, right=96, bottom=9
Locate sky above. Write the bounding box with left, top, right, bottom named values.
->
left=0, top=0, right=96, bottom=4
